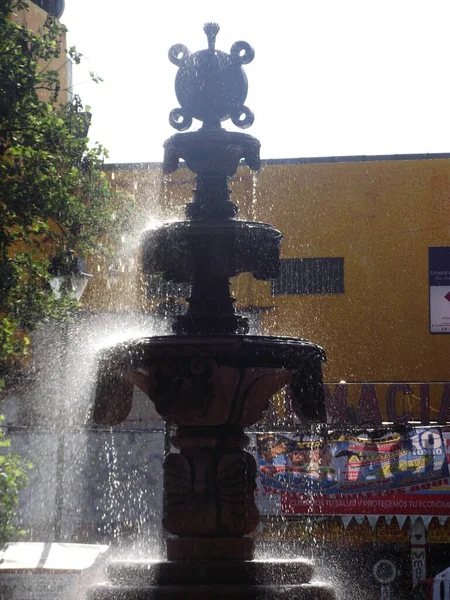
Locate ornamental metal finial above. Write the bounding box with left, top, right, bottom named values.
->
left=204, top=22, right=219, bottom=52
left=168, top=24, right=255, bottom=131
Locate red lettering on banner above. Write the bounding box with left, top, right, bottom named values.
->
left=438, top=384, right=450, bottom=424
left=356, top=384, right=382, bottom=425
left=433, top=478, right=449, bottom=487
left=411, top=483, right=431, bottom=491
left=411, top=478, right=449, bottom=492
left=386, top=384, right=413, bottom=424
left=420, top=384, right=430, bottom=425
left=324, top=384, right=347, bottom=424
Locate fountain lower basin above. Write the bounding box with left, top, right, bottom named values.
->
left=88, top=557, right=335, bottom=599
left=89, top=334, right=333, bottom=599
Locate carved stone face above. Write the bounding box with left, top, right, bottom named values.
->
left=148, top=355, right=237, bottom=425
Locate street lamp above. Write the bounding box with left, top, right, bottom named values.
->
left=48, top=250, right=93, bottom=301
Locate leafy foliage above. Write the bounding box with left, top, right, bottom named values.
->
left=0, top=0, right=131, bottom=382
left=0, top=415, right=31, bottom=542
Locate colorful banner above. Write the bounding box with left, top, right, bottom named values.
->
left=257, top=428, right=450, bottom=516
left=427, top=517, right=450, bottom=544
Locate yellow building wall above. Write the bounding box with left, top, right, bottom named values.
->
left=253, top=158, right=450, bottom=384
left=82, top=164, right=171, bottom=313
left=93, top=156, right=450, bottom=401
left=11, top=1, right=70, bottom=104
left=2, top=2, right=70, bottom=368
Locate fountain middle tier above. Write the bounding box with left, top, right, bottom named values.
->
left=142, top=220, right=283, bottom=283
left=142, top=218, right=284, bottom=336
left=93, top=334, right=326, bottom=430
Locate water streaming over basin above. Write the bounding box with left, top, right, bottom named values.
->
left=2, top=313, right=168, bottom=552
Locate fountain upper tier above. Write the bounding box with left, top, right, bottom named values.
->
left=143, top=25, right=284, bottom=336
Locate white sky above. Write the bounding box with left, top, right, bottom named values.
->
left=63, top=0, right=450, bottom=164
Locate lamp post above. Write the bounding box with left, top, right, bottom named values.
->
left=48, top=250, right=93, bottom=302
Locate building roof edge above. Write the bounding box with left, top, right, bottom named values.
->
left=103, top=152, right=450, bottom=171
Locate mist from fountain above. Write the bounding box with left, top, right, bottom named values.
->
left=4, top=313, right=167, bottom=549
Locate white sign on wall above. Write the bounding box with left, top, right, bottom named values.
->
left=429, top=247, right=450, bottom=334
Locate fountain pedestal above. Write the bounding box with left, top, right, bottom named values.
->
left=88, top=337, right=333, bottom=598
left=90, top=558, right=336, bottom=599
left=87, top=23, right=336, bottom=600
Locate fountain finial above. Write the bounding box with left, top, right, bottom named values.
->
left=168, top=23, right=255, bottom=131
left=204, top=22, right=220, bottom=51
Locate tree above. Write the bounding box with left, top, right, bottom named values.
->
left=0, top=415, right=30, bottom=542
left=0, top=0, right=132, bottom=386
left=0, top=0, right=132, bottom=541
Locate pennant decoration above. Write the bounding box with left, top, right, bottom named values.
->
left=396, top=515, right=408, bottom=530
left=410, top=516, right=420, bottom=529
left=341, top=515, right=353, bottom=529
left=410, top=518, right=426, bottom=544
left=422, top=516, right=432, bottom=529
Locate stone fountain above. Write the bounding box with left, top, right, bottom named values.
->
left=88, top=24, right=335, bottom=600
